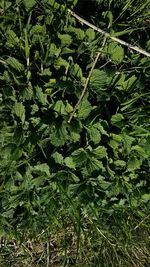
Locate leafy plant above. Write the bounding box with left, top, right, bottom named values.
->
left=0, top=0, right=150, bottom=266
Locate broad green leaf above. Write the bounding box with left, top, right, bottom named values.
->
left=70, top=172, right=80, bottom=183
left=23, top=0, right=36, bottom=10
left=50, top=122, right=68, bottom=147
left=6, top=57, right=24, bottom=72
left=70, top=63, right=83, bottom=79
left=31, top=104, right=39, bottom=115
left=11, top=147, right=23, bottom=161
left=86, top=126, right=101, bottom=144
left=131, top=145, right=148, bottom=159
left=141, top=194, right=150, bottom=203
left=64, top=157, right=76, bottom=170
left=68, top=27, right=85, bottom=40
left=104, top=41, right=124, bottom=63
left=90, top=146, right=107, bottom=159
left=6, top=30, right=19, bottom=48
left=58, top=33, right=72, bottom=47
left=39, top=68, right=52, bottom=76
left=68, top=122, right=81, bottom=143
left=53, top=100, right=67, bottom=115
left=13, top=102, right=25, bottom=123
left=53, top=100, right=73, bottom=115
left=49, top=43, right=61, bottom=58
left=97, top=175, right=111, bottom=190
left=86, top=28, right=95, bottom=42
left=122, top=133, right=134, bottom=154
left=65, top=101, right=73, bottom=113
left=78, top=98, right=92, bottom=119
left=109, top=134, right=122, bottom=151
left=32, top=163, right=50, bottom=176
left=30, top=25, right=46, bottom=36
left=54, top=58, right=68, bottom=70
left=127, top=156, right=142, bottom=171
left=21, top=84, right=33, bottom=100
left=72, top=148, right=87, bottom=167
left=86, top=158, right=104, bottom=173
left=34, top=86, right=47, bottom=105
left=114, top=160, right=126, bottom=167
left=111, top=113, right=124, bottom=127
left=94, top=122, right=108, bottom=136
left=52, top=152, right=63, bottom=164
left=90, top=69, right=112, bottom=91
left=45, top=0, right=60, bottom=9
left=69, top=131, right=80, bottom=142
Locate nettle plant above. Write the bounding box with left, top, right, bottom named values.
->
left=0, top=0, right=150, bottom=234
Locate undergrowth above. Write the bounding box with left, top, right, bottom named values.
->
left=0, top=0, right=150, bottom=266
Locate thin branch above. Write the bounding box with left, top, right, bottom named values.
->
left=68, top=9, right=150, bottom=58
left=68, top=37, right=107, bottom=123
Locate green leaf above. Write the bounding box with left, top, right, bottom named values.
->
left=49, top=43, right=61, bottom=58
left=65, top=101, right=73, bottom=113
left=131, top=145, right=148, bottom=159
left=127, top=156, right=142, bottom=171
left=86, top=158, right=104, bottom=173
left=114, top=160, right=126, bottom=167
left=86, top=126, right=101, bottom=144
left=70, top=172, right=80, bottom=183
left=70, top=63, right=83, bottom=79
left=13, top=102, right=25, bottom=123
left=52, top=152, right=63, bottom=164
left=104, top=41, right=124, bottom=63
left=141, top=194, right=150, bottom=203
left=50, top=122, right=68, bottom=147
left=111, top=113, right=124, bottom=127
left=69, top=27, right=85, bottom=40
left=21, top=84, right=33, bottom=100
left=58, top=33, right=72, bottom=47
left=39, top=68, right=52, bottom=77
left=94, top=122, right=109, bottom=136
left=54, top=57, right=68, bottom=70
left=86, top=28, right=95, bottom=42
left=122, top=133, right=134, bottom=154
left=53, top=100, right=73, bottom=115
left=23, top=0, right=36, bottom=10
left=53, top=100, right=67, bottom=115
left=72, top=148, right=87, bottom=167
left=6, top=30, right=19, bottom=48
left=32, top=163, right=50, bottom=176
left=34, top=86, right=47, bottom=105
left=97, top=175, right=111, bottom=190
left=64, top=157, right=76, bottom=169
left=11, top=147, right=23, bottom=161
left=90, top=69, right=113, bottom=91
left=6, top=57, right=24, bottom=72
left=90, top=146, right=107, bottom=159
left=116, top=74, right=137, bottom=91
left=78, top=98, right=92, bottom=119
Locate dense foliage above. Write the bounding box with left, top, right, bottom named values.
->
left=0, top=0, right=150, bottom=266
